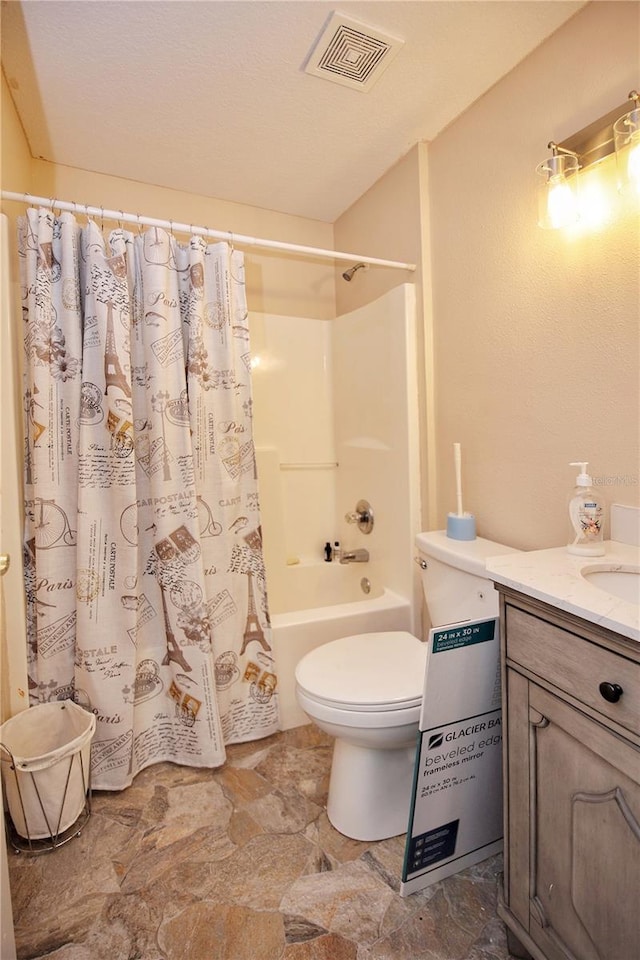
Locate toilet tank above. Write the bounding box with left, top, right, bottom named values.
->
left=415, top=530, right=519, bottom=628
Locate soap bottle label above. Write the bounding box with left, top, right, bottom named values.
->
left=577, top=500, right=602, bottom=540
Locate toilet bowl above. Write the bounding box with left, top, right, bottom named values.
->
left=295, top=531, right=519, bottom=843
left=295, top=631, right=427, bottom=841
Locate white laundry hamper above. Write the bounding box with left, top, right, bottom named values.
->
left=1, top=699, right=95, bottom=848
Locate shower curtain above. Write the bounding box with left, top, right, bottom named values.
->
left=19, top=207, right=278, bottom=790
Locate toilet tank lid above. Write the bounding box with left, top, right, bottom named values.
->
left=415, top=530, right=520, bottom=579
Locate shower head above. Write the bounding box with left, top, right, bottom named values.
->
left=341, top=262, right=368, bottom=282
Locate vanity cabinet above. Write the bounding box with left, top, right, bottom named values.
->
left=496, top=588, right=640, bottom=960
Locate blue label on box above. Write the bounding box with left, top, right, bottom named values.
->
left=406, top=819, right=460, bottom=872
left=432, top=619, right=495, bottom=653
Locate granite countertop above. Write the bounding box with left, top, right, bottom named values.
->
left=486, top=541, right=640, bottom=642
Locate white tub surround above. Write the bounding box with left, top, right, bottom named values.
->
left=252, top=285, right=421, bottom=632
left=486, top=541, right=640, bottom=642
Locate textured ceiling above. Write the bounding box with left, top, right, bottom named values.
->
left=1, top=0, right=585, bottom=222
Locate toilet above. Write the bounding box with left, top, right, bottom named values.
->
left=294, top=530, right=518, bottom=842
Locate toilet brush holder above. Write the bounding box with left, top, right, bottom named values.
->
left=446, top=512, right=476, bottom=541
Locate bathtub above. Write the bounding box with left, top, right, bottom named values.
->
left=268, top=562, right=413, bottom=730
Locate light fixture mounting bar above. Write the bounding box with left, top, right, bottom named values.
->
left=558, top=98, right=635, bottom=170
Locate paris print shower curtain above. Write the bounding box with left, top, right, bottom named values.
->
left=19, top=207, right=278, bottom=790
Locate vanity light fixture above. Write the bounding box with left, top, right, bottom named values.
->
left=537, top=89, right=640, bottom=228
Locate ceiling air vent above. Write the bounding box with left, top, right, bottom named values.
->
left=304, top=12, right=404, bottom=92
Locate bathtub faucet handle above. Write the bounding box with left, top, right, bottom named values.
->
left=344, top=500, right=374, bottom=534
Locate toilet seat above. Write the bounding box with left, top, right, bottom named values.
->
left=294, top=631, right=427, bottom=838
left=296, top=686, right=422, bottom=730
left=295, top=631, right=426, bottom=713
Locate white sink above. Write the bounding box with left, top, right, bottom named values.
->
left=581, top=565, right=640, bottom=605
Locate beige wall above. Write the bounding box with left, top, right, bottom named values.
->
left=429, top=0, right=639, bottom=551
left=1, top=72, right=33, bottom=187
left=334, top=145, right=423, bottom=317
left=335, top=2, right=639, bottom=552
left=1, top=74, right=31, bottom=722
left=2, top=72, right=34, bottom=280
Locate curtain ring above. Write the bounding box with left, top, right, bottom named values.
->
left=137, top=213, right=143, bottom=237
left=100, top=207, right=105, bottom=232
left=51, top=197, right=59, bottom=217
left=228, top=230, right=235, bottom=253
left=118, top=210, right=124, bottom=230
left=169, top=219, right=175, bottom=238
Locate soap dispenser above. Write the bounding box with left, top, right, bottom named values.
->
left=567, top=461, right=605, bottom=556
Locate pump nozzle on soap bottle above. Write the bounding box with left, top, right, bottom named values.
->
left=567, top=461, right=605, bottom=556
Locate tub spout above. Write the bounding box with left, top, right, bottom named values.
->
left=340, top=549, right=369, bottom=564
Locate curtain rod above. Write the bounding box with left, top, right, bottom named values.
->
left=1, top=191, right=416, bottom=272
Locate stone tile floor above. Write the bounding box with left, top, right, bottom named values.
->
left=7, top=724, right=514, bottom=959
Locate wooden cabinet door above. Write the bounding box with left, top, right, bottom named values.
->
left=527, top=683, right=640, bottom=960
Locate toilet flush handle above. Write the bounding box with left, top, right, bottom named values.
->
left=414, top=557, right=428, bottom=570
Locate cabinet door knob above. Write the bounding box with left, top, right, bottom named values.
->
left=599, top=681, right=623, bottom=703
